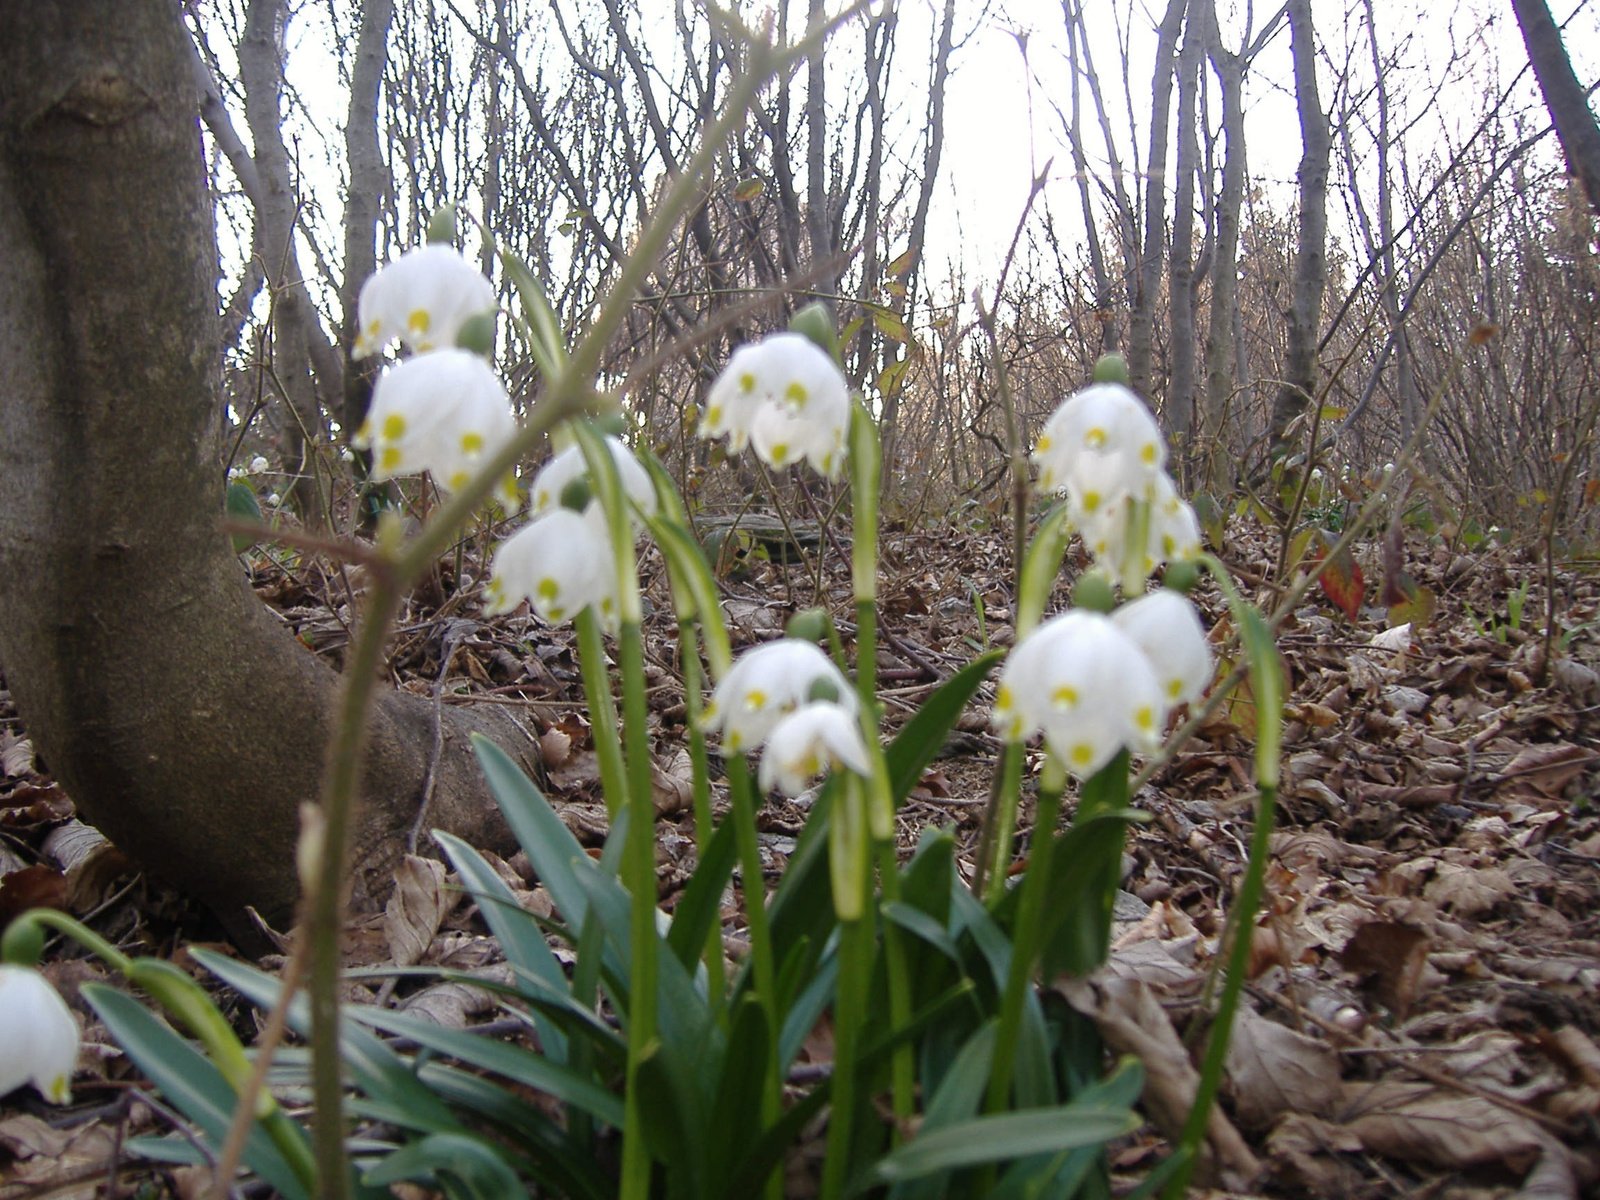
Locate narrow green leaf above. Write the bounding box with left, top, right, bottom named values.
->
left=434, top=831, right=568, bottom=1063
left=362, top=1132, right=524, bottom=1200
left=497, top=249, right=567, bottom=380
left=862, top=1106, right=1139, bottom=1187
left=885, top=650, right=1002, bottom=803
left=666, top=815, right=737, bottom=968
left=881, top=901, right=960, bottom=962
left=83, top=985, right=313, bottom=1200
left=472, top=734, right=591, bottom=927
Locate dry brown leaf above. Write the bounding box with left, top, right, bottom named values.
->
left=1263, top=1112, right=1366, bottom=1195
left=398, top=965, right=513, bottom=1028
left=1339, top=1080, right=1546, bottom=1170
left=1059, top=975, right=1261, bottom=1190
left=0, top=732, right=36, bottom=779
left=383, top=854, right=457, bottom=968
left=1424, top=863, right=1517, bottom=918
left=0, top=1114, right=119, bottom=1200
left=1497, top=743, right=1597, bottom=799
left=652, top=749, right=694, bottom=815
left=1336, top=921, right=1431, bottom=1018
left=539, top=724, right=573, bottom=768
left=1224, top=1008, right=1344, bottom=1130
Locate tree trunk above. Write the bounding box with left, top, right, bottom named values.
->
left=1511, top=0, right=1600, bottom=220
left=0, top=0, right=532, bottom=939
left=1265, top=0, right=1330, bottom=465
left=1166, top=16, right=1203, bottom=455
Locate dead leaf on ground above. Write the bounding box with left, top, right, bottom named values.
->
left=1424, top=862, right=1517, bottom=918
left=383, top=854, right=457, bottom=968
left=1263, top=1112, right=1366, bottom=1195
left=1336, top=921, right=1431, bottom=1018
left=1339, top=1079, right=1546, bottom=1170
left=0, top=864, right=69, bottom=926
left=1224, top=1007, right=1344, bottom=1131
left=0, top=1113, right=124, bottom=1200
left=1059, top=975, right=1261, bottom=1190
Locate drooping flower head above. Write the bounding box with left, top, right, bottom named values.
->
left=1110, top=589, right=1214, bottom=706
left=484, top=506, right=618, bottom=626
left=701, top=332, right=850, bottom=478
left=758, top=701, right=873, bottom=797
left=702, top=638, right=857, bottom=755
left=992, top=609, right=1168, bottom=778
left=354, top=245, right=498, bottom=358
left=0, top=966, right=79, bottom=1105
left=1034, top=382, right=1166, bottom=499
left=530, top=437, right=657, bottom=523
left=354, top=349, right=519, bottom=506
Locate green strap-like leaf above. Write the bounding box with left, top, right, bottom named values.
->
left=885, top=650, right=1003, bottom=804
left=472, top=734, right=592, bottom=927
left=860, top=1105, right=1140, bottom=1189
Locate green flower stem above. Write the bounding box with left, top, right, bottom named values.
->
left=1162, top=560, right=1284, bottom=1200
left=984, top=754, right=1066, bottom=1114
left=575, top=608, right=628, bottom=821
left=819, top=793, right=875, bottom=1200
left=617, top=615, right=659, bottom=1200
left=678, top=615, right=726, bottom=1010
left=724, top=757, right=782, bottom=1196
left=874, top=839, right=915, bottom=1134
left=982, top=743, right=1025, bottom=906
left=9, top=909, right=134, bottom=976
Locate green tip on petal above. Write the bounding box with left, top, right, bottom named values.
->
left=426, top=204, right=459, bottom=244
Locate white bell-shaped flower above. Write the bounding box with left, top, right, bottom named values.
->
left=530, top=437, right=657, bottom=521
left=354, top=244, right=498, bottom=358
left=1034, top=382, right=1166, bottom=497
left=355, top=349, right=519, bottom=506
left=1074, top=474, right=1202, bottom=587
left=701, top=332, right=850, bottom=478
left=758, top=701, right=873, bottom=797
left=992, top=610, right=1168, bottom=778
left=703, top=638, right=857, bottom=755
left=1111, top=589, right=1213, bottom=706
left=0, top=966, right=80, bottom=1105
left=483, top=506, right=617, bottom=626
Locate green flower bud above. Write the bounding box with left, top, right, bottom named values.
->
left=558, top=476, right=593, bottom=513
left=806, top=675, right=843, bottom=705
left=1092, top=353, right=1131, bottom=386
left=426, top=204, right=458, bottom=245
left=1161, top=559, right=1202, bottom=594
left=454, top=310, right=497, bottom=357
left=785, top=607, right=831, bottom=643
left=788, top=302, right=840, bottom=361
left=1072, top=571, right=1117, bottom=614
left=1, top=916, right=45, bottom=967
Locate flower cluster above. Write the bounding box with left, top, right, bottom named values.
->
left=1034, top=382, right=1201, bottom=586
left=0, top=966, right=79, bottom=1105
left=991, top=378, right=1214, bottom=778
left=349, top=247, right=518, bottom=505
left=993, top=591, right=1211, bottom=778
left=700, top=332, right=850, bottom=478
left=484, top=438, right=656, bottom=627
left=701, top=639, right=871, bottom=797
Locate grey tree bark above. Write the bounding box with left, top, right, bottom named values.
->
left=1511, top=0, right=1600, bottom=219
left=0, top=0, right=532, bottom=938
left=1265, top=0, right=1330, bottom=464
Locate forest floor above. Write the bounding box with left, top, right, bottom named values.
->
left=2, top=509, right=1599, bottom=1199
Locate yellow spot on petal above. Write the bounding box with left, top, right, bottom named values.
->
left=461, top=432, right=484, bottom=453
left=537, top=578, right=560, bottom=602
left=744, top=689, right=768, bottom=711
left=1167, top=680, right=1184, bottom=700
left=785, top=381, right=808, bottom=406
left=1141, top=443, right=1157, bottom=463
left=1071, top=743, right=1094, bottom=766
left=449, top=471, right=470, bottom=490
left=739, top=371, right=757, bottom=393
left=379, top=447, right=402, bottom=472
left=996, top=684, right=1014, bottom=709
left=1051, top=685, right=1080, bottom=708
left=1134, top=706, right=1155, bottom=730
left=408, top=308, right=431, bottom=335
left=768, top=442, right=790, bottom=462
left=382, top=413, right=407, bottom=441
left=1037, top=434, right=1052, bottom=452
left=706, top=405, right=723, bottom=426
left=1082, top=492, right=1101, bottom=512
left=1086, top=427, right=1107, bottom=448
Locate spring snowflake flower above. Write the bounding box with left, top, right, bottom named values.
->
left=758, top=701, right=874, bottom=797
left=701, top=332, right=850, bottom=477
left=1034, top=382, right=1166, bottom=498
left=248, top=455, right=270, bottom=474
left=0, top=966, right=79, bottom=1105
left=702, top=638, right=856, bottom=755
left=355, top=349, right=519, bottom=506
left=484, top=506, right=617, bottom=625
left=354, top=244, right=498, bottom=358
left=1110, top=589, right=1213, bottom=706
left=530, top=437, right=657, bottom=521
left=992, top=610, right=1167, bottom=778
left=1076, top=473, right=1203, bottom=584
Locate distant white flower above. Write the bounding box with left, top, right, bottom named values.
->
left=248, top=455, right=270, bottom=474
left=703, top=638, right=856, bottom=755
left=265, top=492, right=281, bottom=506
left=701, top=332, right=850, bottom=477
left=355, top=349, right=519, bottom=506
left=759, top=702, right=873, bottom=796
left=484, top=506, right=617, bottom=625
left=530, top=437, right=657, bottom=521
left=1111, top=589, right=1213, bottom=705
left=0, top=966, right=79, bottom=1105
left=354, top=245, right=497, bottom=358
left=1034, top=383, right=1166, bottom=498
left=992, top=610, right=1167, bottom=778
left=227, top=466, right=245, bottom=481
